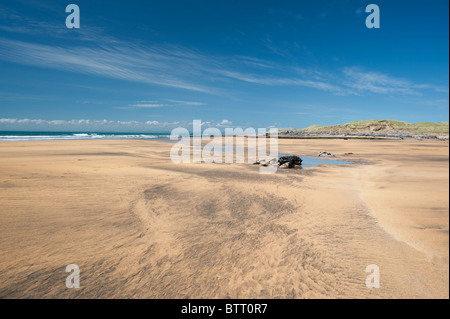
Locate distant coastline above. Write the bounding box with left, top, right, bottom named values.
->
left=279, top=120, right=449, bottom=141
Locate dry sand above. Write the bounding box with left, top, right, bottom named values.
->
left=0, top=139, right=448, bottom=298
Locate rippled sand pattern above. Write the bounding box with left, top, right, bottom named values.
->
left=0, top=139, right=448, bottom=298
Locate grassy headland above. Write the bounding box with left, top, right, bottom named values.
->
left=282, top=120, right=449, bottom=135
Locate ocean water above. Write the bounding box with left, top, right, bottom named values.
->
left=0, top=131, right=171, bottom=141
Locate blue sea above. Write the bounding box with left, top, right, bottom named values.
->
left=0, top=131, right=171, bottom=141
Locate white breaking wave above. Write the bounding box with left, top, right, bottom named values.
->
left=0, top=133, right=168, bottom=141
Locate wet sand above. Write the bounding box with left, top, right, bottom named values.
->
left=0, top=139, right=448, bottom=298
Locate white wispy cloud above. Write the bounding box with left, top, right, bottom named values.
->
left=0, top=35, right=442, bottom=98
left=216, top=70, right=346, bottom=94
left=130, top=104, right=168, bottom=108
left=0, top=6, right=118, bottom=43
left=0, top=12, right=445, bottom=99
left=232, top=56, right=275, bottom=69
left=219, top=67, right=446, bottom=96
left=412, top=84, right=449, bottom=94
left=342, top=67, right=420, bottom=95
left=166, top=100, right=207, bottom=106
left=217, top=65, right=445, bottom=97
left=0, top=38, right=214, bottom=93
left=119, top=100, right=207, bottom=110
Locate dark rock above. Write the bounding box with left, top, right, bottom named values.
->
left=317, top=151, right=337, bottom=158
left=278, top=155, right=303, bottom=168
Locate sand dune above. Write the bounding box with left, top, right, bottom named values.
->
left=0, top=139, right=448, bottom=298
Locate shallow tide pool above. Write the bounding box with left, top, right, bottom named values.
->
left=279, top=154, right=354, bottom=168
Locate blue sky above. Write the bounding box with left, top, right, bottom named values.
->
left=0, top=0, right=448, bottom=132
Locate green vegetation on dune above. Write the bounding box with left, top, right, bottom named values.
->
left=284, top=120, right=449, bottom=134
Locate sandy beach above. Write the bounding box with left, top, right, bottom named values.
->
left=0, top=138, right=448, bottom=299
